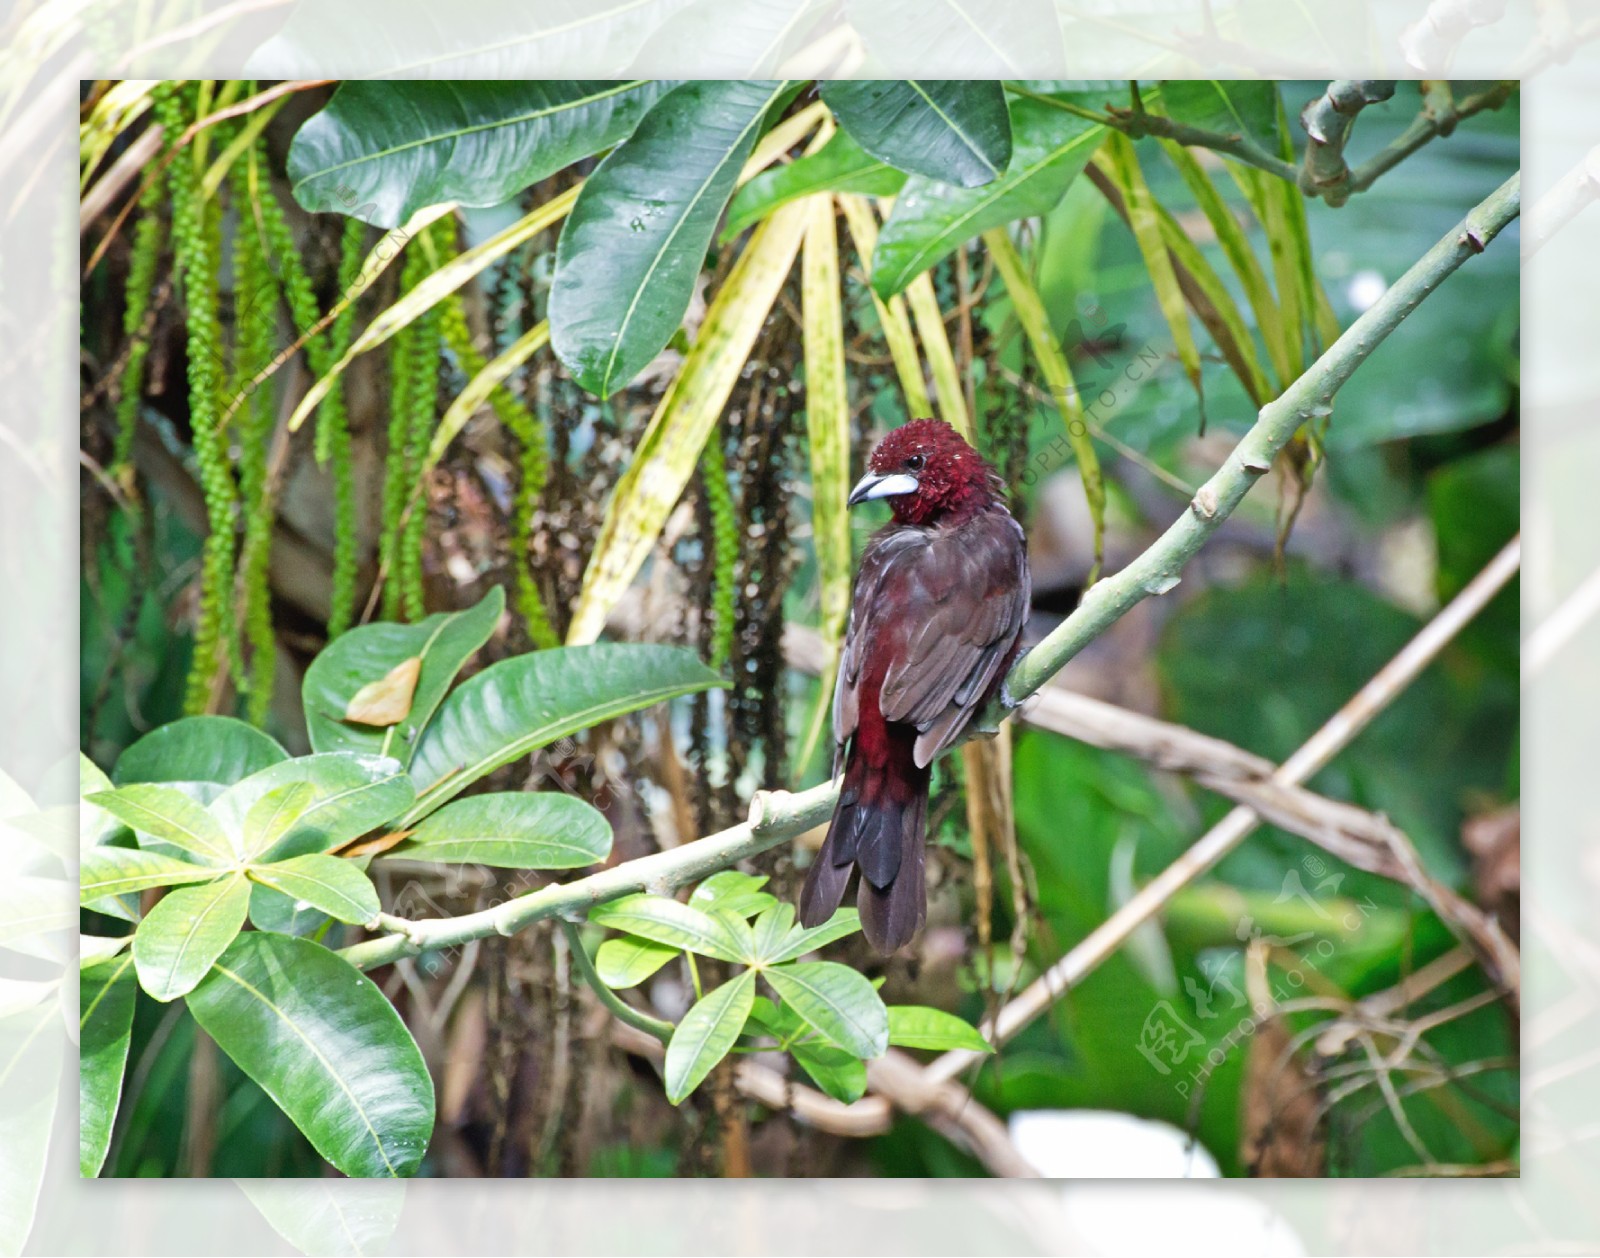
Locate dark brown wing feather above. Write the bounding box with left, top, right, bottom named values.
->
left=835, top=508, right=1029, bottom=767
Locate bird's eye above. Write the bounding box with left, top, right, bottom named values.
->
left=906, top=454, right=926, bottom=471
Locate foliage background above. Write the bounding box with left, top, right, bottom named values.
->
left=76, top=77, right=1520, bottom=1180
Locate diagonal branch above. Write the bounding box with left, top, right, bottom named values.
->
left=922, top=536, right=1522, bottom=1087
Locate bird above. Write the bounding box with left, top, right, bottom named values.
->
left=799, top=418, right=1031, bottom=954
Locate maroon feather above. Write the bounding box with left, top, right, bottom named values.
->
left=799, top=420, right=1031, bottom=953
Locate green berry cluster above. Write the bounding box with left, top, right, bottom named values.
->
left=700, top=430, right=739, bottom=671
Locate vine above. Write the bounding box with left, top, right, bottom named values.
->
left=157, top=83, right=238, bottom=716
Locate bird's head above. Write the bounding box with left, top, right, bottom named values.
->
left=849, top=419, right=1001, bottom=526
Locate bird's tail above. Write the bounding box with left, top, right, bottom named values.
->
left=799, top=736, right=931, bottom=953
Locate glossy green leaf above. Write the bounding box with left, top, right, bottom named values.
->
left=723, top=128, right=904, bottom=241
left=663, top=969, right=756, bottom=1104
left=79, top=953, right=137, bottom=1177
left=790, top=1041, right=868, bottom=1103
left=302, top=587, right=503, bottom=765
left=240, top=782, right=318, bottom=862
left=589, top=894, right=748, bottom=963
left=821, top=80, right=1011, bottom=188
left=766, top=907, right=861, bottom=963
left=132, top=874, right=250, bottom=1001
left=247, top=855, right=380, bottom=926
left=113, top=716, right=287, bottom=787
left=764, top=960, right=888, bottom=1058
left=187, top=934, right=434, bottom=1178
left=871, top=95, right=1103, bottom=298
left=247, top=882, right=332, bottom=939
left=80, top=847, right=217, bottom=903
left=288, top=80, right=675, bottom=228
left=405, top=643, right=724, bottom=819
left=1160, top=79, right=1282, bottom=156
left=78, top=754, right=123, bottom=851
left=690, top=870, right=776, bottom=920
left=394, top=792, right=611, bottom=869
left=595, top=935, right=678, bottom=988
left=212, top=754, right=414, bottom=862
left=887, top=1004, right=993, bottom=1052
left=85, top=785, right=234, bottom=866
left=749, top=902, right=796, bottom=963
left=550, top=79, right=796, bottom=398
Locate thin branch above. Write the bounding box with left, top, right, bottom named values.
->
left=1348, top=81, right=1517, bottom=199
left=1297, top=80, right=1397, bottom=205
left=1002, top=80, right=1298, bottom=185
left=924, top=534, right=1522, bottom=1086
left=561, top=921, right=675, bottom=1043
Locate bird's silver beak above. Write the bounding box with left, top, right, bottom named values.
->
left=848, top=471, right=919, bottom=506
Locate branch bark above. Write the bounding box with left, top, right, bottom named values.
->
left=1297, top=80, right=1397, bottom=205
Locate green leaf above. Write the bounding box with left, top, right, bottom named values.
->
left=132, top=874, right=250, bottom=1001
left=871, top=94, right=1104, bottom=298
left=288, top=80, right=676, bottom=228
left=405, top=643, right=724, bottom=820
left=750, top=902, right=796, bottom=963
left=790, top=1041, right=868, bottom=1103
left=1160, top=79, right=1282, bottom=156
left=589, top=894, right=748, bottom=963
left=79, top=953, right=137, bottom=1177
left=241, top=782, right=317, bottom=860
left=78, top=754, right=122, bottom=851
left=85, top=785, right=234, bottom=866
left=302, top=587, right=503, bottom=766
left=821, top=80, right=1011, bottom=188
left=187, top=934, right=434, bottom=1178
left=690, top=870, right=776, bottom=919
left=663, top=969, right=756, bottom=1104
left=80, top=847, right=218, bottom=903
left=247, top=855, right=381, bottom=926
left=113, top=716, right=288, bottom=787
left=394, top=792, right=611, bottom=869
left=723, top=128, right=904, bottom=241
left=595, top=936, right=678, bottom=989
left=764, top=961, right=888, bottom=1058
left=247, top=882, right=332, bottom=939
left=212, top=754, right=415, bottom=862
left=887, top=1004, right=993, bottom=1052
left=550, top=79, right=797, bottom=398
left=766, top=907, right=861, bottom=963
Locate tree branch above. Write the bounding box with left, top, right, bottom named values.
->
left=1297, top=80, right=1397, bottom=205
left=1348, top=81, right=1517, bottom=199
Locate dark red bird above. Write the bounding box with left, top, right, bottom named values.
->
left=800, top=419, right=1031, bottom=953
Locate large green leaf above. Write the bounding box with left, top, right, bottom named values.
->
left=821, top=80, right=1011, bottom=188
left=394, top=792, right=611, bottom=869
left=79, top=847, right=217, bottom=902
left=212, top=754, right=414, bottom=861
left=247, top=855, right=381, bottom=926
left=887, top=1004, right=992, bottom=1052
left=112, top=716, right=287, bottom=787
left=790, top=1041, right=868, bottom=1103
left=723, top=128, right=905, bottom=241
left=765, top=907, right=861, bottom=964
left=595, top=935, right=678, bottom=989
left=550, top=78, right=796, bottom=398
left=1160, top=80, right=1282, bottom=156
left=589, top=894, right=749, bottom=963
left=187, top=934, right=434, bottom=1178
left=85, top=784, right=235, bottom=866
left=241, top=783, right=317, bottom=860
left=79, top=953, right=137, bottom=1176
left=764, top=961, right=888, bottom=1058
left=689, top=870, right=777, bottom=919
left=302, top=588, right=503, bottom=767
left=663, top=969, right=756, bottom=1104
left=132, top=874, right=250, bottom=1001
left=405, top=643, right=723, bottom=819
left=287, top=80, right=675, bottom=228
left=871, top=95, right=1103, bottom=298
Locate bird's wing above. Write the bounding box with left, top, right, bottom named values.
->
left=833, top=526, right=926, bottom=749
left=877, top=510, right=1030, bottom=768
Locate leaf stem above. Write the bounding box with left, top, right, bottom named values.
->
left=561, top=921, right=676, bottom=1044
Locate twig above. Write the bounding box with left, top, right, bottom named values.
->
left=1348, top=81, right=1516, bottom=199
left=561, top=920, right=675, bottom=1043
left=924, top=535, right=1522, bottom=1085
left=1297, top=80, right=1397, bottom=205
